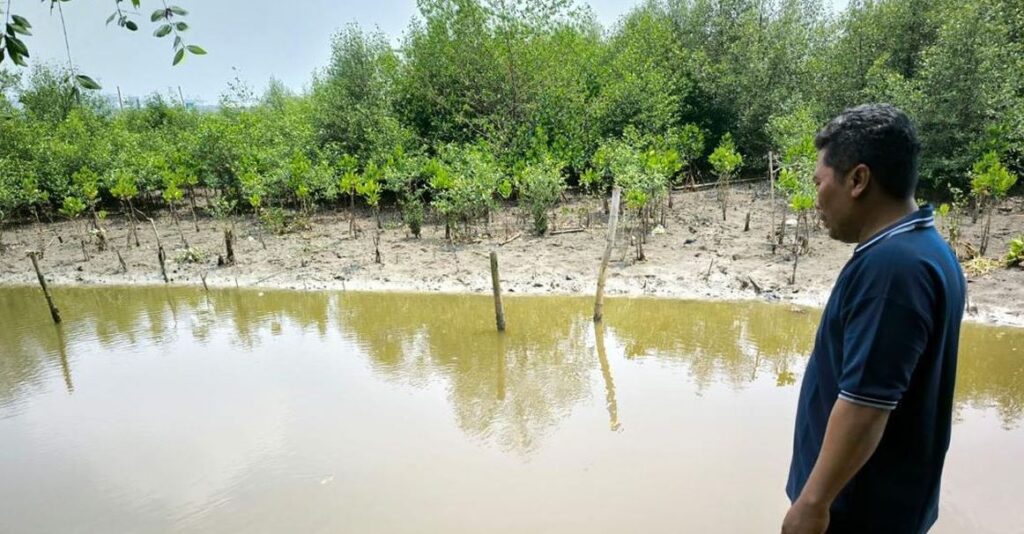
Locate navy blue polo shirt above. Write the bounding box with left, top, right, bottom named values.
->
left=787, top=206, right=966, bottom=533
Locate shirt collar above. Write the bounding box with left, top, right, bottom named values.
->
left=854, top=205, right=936, bottom=255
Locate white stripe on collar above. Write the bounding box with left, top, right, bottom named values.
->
left=854, top=215, right=935, bottom=254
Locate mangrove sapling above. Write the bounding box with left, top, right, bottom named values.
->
left=709, top=133, right=743, bottom=222
left=110, top=171, right=141, bottom=248
left=161, top=169, right=190, bottom=249
left=59, top=196, right=90, bottom=262
left=970, top=151, right=1017, bottom=257
left=517, top=159, right=565, bottom=236
left=71, top=169, right=108, bottom=252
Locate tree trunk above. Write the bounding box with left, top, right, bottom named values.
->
left=171, top=204, right=189, bottom=248
left=980, top=202, right=993, bottom=256
left=79, top=220, right=91, bottom=262
left=126, top=199, right=140, bottom=247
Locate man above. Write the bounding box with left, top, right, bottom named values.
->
left=782, top=104, right=966, bottom=534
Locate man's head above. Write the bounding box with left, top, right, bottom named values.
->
left=813, top=103, right=921, bottom=243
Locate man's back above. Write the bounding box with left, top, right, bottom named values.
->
left=787, top=205, right=966, bottom=533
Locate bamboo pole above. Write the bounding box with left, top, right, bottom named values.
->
left=28, top=251, right=62, bottom=324
left=594, top=187, right=622, bottom=322
left=490, top=250, right=506, bottom=332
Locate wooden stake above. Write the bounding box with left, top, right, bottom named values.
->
left=744, top=211, right=751, bottom=232
left=116, top=85, right=124, bottom=110
left=28, top=251, right=61, bottom=324
left=594, top=187, right=622, bottom=322
left=490, top=250, right=506, bottom=332
left=224, top=228, right=235, bottom=265
left=116, top=248, right=128, bottom=273
left=150, top=220, right=168, bottom=284
left=769, top=152, right=777, bottom=253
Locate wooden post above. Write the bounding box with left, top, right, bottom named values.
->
left=490, top=250, right=506, bottom=332
left=769, top=151, right=777, bottom=253
left=158, top=246, right=168, bottom=283
left=116, top=86, right=124, bottom=110
left=178, top=85, right=186, bottom=107
left=744, top=211, right=751, bottom=232
left=224, top=228, right=235, bottom=265
left=28, top=251, right=62, bottom=324
left=594, top=187, right=622, bottom=322
left=490, top=250, right=506, bottom=331
left=116, top=248, right=128, bottom=273
left=150, top=220, right=168, bottom=283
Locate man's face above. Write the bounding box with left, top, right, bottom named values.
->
left=813, top=150, right=856, bottom=243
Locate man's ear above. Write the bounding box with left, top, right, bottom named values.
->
left=848, top=164, right=870, bottom=199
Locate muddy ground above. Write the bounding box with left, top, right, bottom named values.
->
left=1, top=184, right=1022, bottom=327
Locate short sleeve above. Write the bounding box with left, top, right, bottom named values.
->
left=838, top=253, right=936, bottom=410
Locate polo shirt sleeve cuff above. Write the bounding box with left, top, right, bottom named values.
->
left=838, top=390, right=898, bottom=411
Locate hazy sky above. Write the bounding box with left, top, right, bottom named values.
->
left=7, top=0, right=849, bottom=104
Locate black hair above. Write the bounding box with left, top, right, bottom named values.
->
left=814, top=103, right=921, bottom=199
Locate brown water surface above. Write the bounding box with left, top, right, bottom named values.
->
left=1, top=286, right=1021, bottom=533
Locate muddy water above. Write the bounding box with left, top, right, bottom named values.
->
left=0, top=286, right=1021, bottom=533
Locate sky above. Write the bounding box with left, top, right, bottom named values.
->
left=6, top=0, right=849, bottom=105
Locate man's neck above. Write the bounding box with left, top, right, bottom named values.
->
left=856, top=198, right=920, bottom=245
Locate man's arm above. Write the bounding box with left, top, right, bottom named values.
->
left=781, top=399, right=890, bottom=534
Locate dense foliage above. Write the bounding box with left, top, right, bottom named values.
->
left=0, top=0, right=1021, bottom=241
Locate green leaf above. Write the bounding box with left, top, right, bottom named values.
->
left=125, top=20, right=138, bottom=31
left=174, top=36, right=182, bottom=49
left=186, top=45, right=206, bottom=55
left=8, top=23, right=32, bottom=36
left=174, top=22, right=188, bottom=32
left=131, top=0, right=141, bottom=8
left=172, top=48, right=185, bottom=66
left=106, top=13, right=117, bottom=25
left=11, top=15, right=32, bottom=29
left=75, top=75, right=102, bottom=90
left=151, top=9, right=166, bottom=22
left=6, top=36, right=28, bottom=56
left=168, top=6, right=188, bottom=16
left=154, top=24, right=172, bottom=38
left=11, top=52, right=27, bottom=67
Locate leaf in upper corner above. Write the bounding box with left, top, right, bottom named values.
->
left=172, top=48, right=185, bottom=66
left=186, top=45, right=207, bottom=55
left=151, top=9, right=166, bottom=22
left=154, top=24, right=172, bottom=38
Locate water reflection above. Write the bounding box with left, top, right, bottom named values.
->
left=1, top=286, right=1023, bottom=438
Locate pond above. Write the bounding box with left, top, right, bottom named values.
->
left=1, top=286, right=1021, bottom=533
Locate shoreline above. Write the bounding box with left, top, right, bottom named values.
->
left=2, top=187, right=1021, bottom=328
